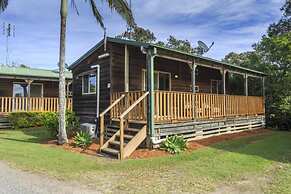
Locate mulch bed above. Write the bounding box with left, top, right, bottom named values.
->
left=129, top=128, right=271, bottom=159
left=45, top=128, right=271, bottom=159
left=46, top=139, right=100, bottom=156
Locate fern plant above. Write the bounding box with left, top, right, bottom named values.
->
left=160, top=135, right=187, bottom=154
left=74, top=131, right=92, bottom=149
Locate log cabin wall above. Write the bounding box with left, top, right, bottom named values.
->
left=0, top=78, right=62, bottom=97
left=109, top=43, right=223, bottom=93
left=0, top=78, right=13, bottom=96
left=71, top=45, right=110, bottom=123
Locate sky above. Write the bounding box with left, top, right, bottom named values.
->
left=0, top=0, right=285, bottom=69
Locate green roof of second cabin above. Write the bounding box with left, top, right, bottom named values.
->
left=0, top=65, right=72, bottom=80
left=70, top=37, right=266, bottom=76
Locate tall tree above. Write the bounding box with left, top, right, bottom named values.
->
left=0, top=0, right=135, bottom=144
left=116, top=26, right=156, bottom=43
left=223, top=0, right=291, bottom=129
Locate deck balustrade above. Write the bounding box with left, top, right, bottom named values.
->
left=0, top=97, right=72, bottom=113
left=110, top=91, right=265, bottom=123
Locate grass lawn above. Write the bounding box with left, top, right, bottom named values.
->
left=0, top=128, right=291, bottom=193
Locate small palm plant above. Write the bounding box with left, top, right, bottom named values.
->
left=160, top=135, right=187, bottom=154
left=74, top=131, right=92, bottom=149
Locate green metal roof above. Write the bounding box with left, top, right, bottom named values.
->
left=70, top=37, right=266, bottom=76
left=0, top=65, right=72, bottom=80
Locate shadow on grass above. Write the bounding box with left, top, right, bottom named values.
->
left=204, top=130, right=291, bottom=164
left=0, top=127, right=55, bottom=144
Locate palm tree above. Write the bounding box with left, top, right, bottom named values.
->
left=0, top=0, right=135, bottom=144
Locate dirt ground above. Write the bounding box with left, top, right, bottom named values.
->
left=46, top=128, right=270, bottom=159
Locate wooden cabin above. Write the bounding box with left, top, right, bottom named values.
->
left=69, top=37, right=266, bottom=159
left=0, top=65, right=72, bottom=114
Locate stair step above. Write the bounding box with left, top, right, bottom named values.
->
left=126, top=128, right=139, bottom=133
left=101, top=147, right=119, bottom=156
left=109, top=140, right=127, bottom=147
left=107, top=125, right=119, bottom=130
left=0, top=126, right=11, bottom=129
left=116, top=134, right=134, bottom=140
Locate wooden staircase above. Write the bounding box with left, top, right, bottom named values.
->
left=99, top=92, right=149, bottom=159
left=0, top=115, right=11, bottom=129
left=100, top=124, right=147, bottom=159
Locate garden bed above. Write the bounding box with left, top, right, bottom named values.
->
left=45, top=128, right=270, bottom=159
left=130, top=128, right=270, bottom=159
left=46, top=139, right=100, bottom=156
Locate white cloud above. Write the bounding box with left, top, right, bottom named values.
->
left=0, top=0, right=285, bottom=67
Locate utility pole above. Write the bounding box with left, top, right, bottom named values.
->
left=2, top=22, right=16, bottom=65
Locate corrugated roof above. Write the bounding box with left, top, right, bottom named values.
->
left=70, top=37, right=266, bottom=76
left=0, top=65, right=72, bottom=80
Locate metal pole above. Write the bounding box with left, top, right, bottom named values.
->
left=124, top=45, right=129, bottom=92
left=191, top=60, right=196, bottom=120
left=245, top=74, right=248, bottom=96
left=146, top=47, right=156, bottom=147
left=94, top=65, right=100, bottom=137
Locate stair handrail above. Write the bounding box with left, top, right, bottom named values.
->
left=119, top=92, right=149, bottom=159
left=99, top=94, right=125, bottom=147
left=120, top=92, right=149, bottom=119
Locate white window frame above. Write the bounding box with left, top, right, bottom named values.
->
left=142, top=69, right=172, bottom=91
left=82, top=73, right=97, bottom=95
left=13, top=82, right=43, bottom=97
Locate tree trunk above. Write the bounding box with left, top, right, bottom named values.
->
left=58, top=0, right=68, bottom=145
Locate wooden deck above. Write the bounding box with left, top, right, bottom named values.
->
left=0, top=97, right=72, bottom=113
left=110, top=91, right=265, bottom=123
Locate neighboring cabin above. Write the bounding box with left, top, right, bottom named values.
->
left=0, top=65, right=72, bottom=113
left=69, top=37, right=266, bottom=159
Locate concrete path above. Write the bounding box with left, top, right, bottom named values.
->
left=0, top=161, right=100, bottom=194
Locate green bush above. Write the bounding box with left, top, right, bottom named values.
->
left=8, top=111, right=80, bottom=137
left=65, top=111, right=80, bottom=137
left=8, top=112, right=44, bottom=129
left=74, top=131, right=92, bottom=149
left=160, top=135, right=187, bottom=154
left=42, top=112, right=59, bottom=136
left=42, top=111, right=80, bottom=137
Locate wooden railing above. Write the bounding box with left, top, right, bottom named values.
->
left=111, top=91, right=147, bottom=121
left=111, top=91, right=265, bottom=123
left=0, top=97, right=72, bottom=113
left=119, top=92, right=149, bottom=159
left=99, top=94, right=125, bottom=147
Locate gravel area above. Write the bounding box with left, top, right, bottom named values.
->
left=0, top=161, right=100, bottom=194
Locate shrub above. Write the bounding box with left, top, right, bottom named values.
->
left=42, top=111, right=80, bottom=137
left=160, top=135, right=187, bottom=154
left=42, top=112, right=59, bottom=136
left=74, top=131, right=92, bottom=149
left=65, top=111, right=80, bottom=137
left=8, top=112, right=44, bottom=129
left=8, top=111, right=80, bottom=137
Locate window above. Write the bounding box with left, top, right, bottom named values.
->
left=142, top=69, right=171, bottom=91
left=13, top=83, right=43, bottom=97
left=82, top=73, right=96, bottom=94
left=30, top=84, right=43, bottom=97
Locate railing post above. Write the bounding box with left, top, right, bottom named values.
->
left=99, top=115, right=104, bottom=148
left=119, top=118, right=124, bottom=160
left=222, top=69, right=227, bottom=117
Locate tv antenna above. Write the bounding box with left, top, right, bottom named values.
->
left=2, top=22, right=16, bottom=65
left=197, top=40, right=214, bottom=55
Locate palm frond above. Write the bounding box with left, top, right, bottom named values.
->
left=104, top=0, right=136, bottom=27
left=0, top=0, right=8, bottom=13
left=85, top=0, right=105, bottom=30
left=71, top=0, right=80, bottom=15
